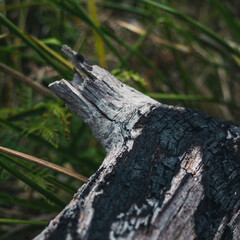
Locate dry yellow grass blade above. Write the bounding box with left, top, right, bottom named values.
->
left=0, top=146, right=88, bottom=183
left=28, top=34, right=74, bottom=71
left=87, top=0, right=107, bottom=68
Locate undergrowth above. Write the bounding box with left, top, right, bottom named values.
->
left=0, top=0, right=240, bottom=238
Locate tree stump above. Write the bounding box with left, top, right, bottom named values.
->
left=34, top=45, right=240, bottom=240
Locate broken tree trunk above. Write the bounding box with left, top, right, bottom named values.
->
left=35, top=45, right=240, bottom=240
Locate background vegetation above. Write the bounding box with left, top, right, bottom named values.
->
left=0, top=0, right=240, bottom=238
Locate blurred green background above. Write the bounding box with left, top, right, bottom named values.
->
left=0, top=0, right=240, bottom=238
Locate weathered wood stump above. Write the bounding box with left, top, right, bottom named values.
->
left=34, top=45, right=240, bottom=240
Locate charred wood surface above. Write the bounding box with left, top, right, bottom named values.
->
left=34, top=45, right=240, bottom=240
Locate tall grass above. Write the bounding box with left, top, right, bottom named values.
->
left=0, top=0, right=239, bottom=238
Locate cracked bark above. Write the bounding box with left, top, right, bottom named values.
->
left=34, top=45, right=240, bottom=240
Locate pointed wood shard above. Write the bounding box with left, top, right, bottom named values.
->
left=49, top=45, right=159, bottom=154
left=35, top=45, right=240, bottom=240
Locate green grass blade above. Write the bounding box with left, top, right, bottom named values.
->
left=0, top=152, right=77, bottom=196
left=28, top=35, right=74, bottom=71
left=164, top=24, right=195, bottom=94
left=6, top=107, right=47, bottom=122
left=148, top=93, right=240, bottom=110
left=0, top=154, right=66, bottom=208
left=99, top=2, right=152, bottom=18
left=173, top=24, right=240, bottom=71
left=0, top=13, right=70, bottom=78
left=148, top=93, right=212, bottom=101
left=0, top=118, right=55, bottom=149
left=118, top=23, right=155, bottom=70
left=0, top=1, right=48, bottom=12
left=103, top=28, right=175, bottom=92
left=0, top=192, right=61, bottom=212
left=142, top=0, right=240, bottom=58
left=0, top=46, right=46, bottom=64
left=0, top=218, right=48, bottom=225
left=208, top=0, right=240, bottom=41
left=46, top=176, right=77, bottom=195
left=48, top=0, right=125, bottom=64
left=0, top=118, right=91, bottom=171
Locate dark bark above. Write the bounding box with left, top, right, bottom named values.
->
left=34, top=45, right=240, bottom=240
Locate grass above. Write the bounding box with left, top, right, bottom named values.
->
left=0, top=0, right=239, bottom=238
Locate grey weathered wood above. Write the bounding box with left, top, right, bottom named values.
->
left=34, top=45, right=240, bottom=240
